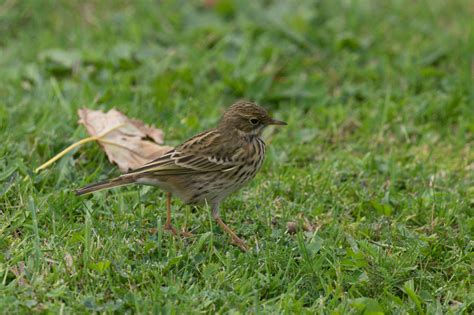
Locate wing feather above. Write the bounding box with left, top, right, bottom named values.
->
left=126, top=129, right=244, bottom=177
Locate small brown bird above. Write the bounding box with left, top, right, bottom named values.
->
left=75, top=101, right=286, bottom=251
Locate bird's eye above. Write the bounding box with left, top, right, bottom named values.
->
left=249, top=118, right=259, bottom=125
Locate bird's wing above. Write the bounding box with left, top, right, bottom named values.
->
left=126, top=129, right=244, bottom=176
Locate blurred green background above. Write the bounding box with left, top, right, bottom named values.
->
left=0, top=0, right=472, bottom=313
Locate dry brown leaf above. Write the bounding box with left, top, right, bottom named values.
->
left=286, top=221, right=298, bottom=234
left=286, top=217, right=315, bottom=235
left=77, top=108, right=173, bottom=172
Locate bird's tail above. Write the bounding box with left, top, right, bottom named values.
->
left=75, top=176, right=136, bottom=196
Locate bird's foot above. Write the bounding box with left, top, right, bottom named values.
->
left=164, top=223, right=178, bottom=235
left=231, top=236, right=249, bottom=252
left=179, top=229, right=194, bottom=238
left=164, top=224, right=194, bottom=238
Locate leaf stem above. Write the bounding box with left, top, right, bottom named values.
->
left=34, top=123, right=126, bottom=173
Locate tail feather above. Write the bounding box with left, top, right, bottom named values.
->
left=75, top=176, right=135, bottom=196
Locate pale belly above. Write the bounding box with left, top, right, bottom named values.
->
left=136, top=137, right=266, bottom=205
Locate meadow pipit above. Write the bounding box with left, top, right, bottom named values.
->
left=76, top=101, right=286, bottom=251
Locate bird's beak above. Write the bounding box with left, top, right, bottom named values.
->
left=269, top=119, right=287, bottom=126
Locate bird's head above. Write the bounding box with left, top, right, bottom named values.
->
left=218, top=101, right=286, bottom=136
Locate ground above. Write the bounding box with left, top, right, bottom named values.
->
left=0, top=0, right=472, bottom=313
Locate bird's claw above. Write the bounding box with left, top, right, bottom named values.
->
left=231, top=237, right=249, bottom=252
left=164, top=224, right=194, bottom=238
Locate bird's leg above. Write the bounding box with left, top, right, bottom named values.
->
left=163, top=192, right=193, bottom=237
left=212, top=206, right=249, bottom=251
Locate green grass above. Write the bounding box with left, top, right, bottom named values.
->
left=1, top=0, right=473, bottom=313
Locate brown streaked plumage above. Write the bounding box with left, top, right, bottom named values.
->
left=75, top=101, right=286, bottom=251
